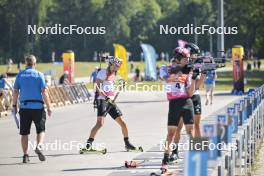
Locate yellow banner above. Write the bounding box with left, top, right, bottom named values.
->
left=113, top=43, right=128, bottom=81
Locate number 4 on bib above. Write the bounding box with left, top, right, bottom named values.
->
left=175, top=82, right=181, bottom=89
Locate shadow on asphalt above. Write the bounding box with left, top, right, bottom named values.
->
left=0, top=162, right=39, bottom=166
left=10, top=153, right=81, bottom=159
left=117, top=100, right=167, bottom=104
left=62, top=166, right=163, bottom=172
left=10, top=150, right=138, bottom=159
left=214, top=92, right=241, bottom=96
left=62, top=158, right=164, bottom=172
left=62, top=166, right=124, bottom=172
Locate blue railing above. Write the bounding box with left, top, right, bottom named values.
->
left=184, top=85, right=264, bottom=176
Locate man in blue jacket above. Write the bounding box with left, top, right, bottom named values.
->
left=13, top=55, right=52, bottom=163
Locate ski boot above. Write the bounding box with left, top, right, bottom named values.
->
left=161, top=154, right=169, bottom=174
left=125, top=142, right=143, bottom=152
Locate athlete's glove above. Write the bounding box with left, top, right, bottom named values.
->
left=12, top=105, right=17, bottom=114
left=105, top=97, right=114, bottom=105
left=192, top=70, right=200, bottom=80
left=192, top=68, right=200, bottom=80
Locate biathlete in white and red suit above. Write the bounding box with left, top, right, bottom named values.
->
left=85, top=56, right=136, bottom=151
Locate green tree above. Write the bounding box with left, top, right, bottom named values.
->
left=0, top=0, right=52, bottom=62
left=129, top=0, right=162, bottom=56
left=224, top=0, right=264, bottom=56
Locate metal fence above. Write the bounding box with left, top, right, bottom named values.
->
left=185, top=85, right=264, bottom=176
left=47, top=83, right=92, bottom=107
left=0, top=82, right=92, bottom=117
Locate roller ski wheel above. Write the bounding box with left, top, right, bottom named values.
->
left=79, top=148, right=107, bottom=155
left=125, top=146, right=143, bottom=152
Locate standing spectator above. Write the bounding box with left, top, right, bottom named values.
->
left=246, top=61, right=252, bottom=71
left=12, top=55, right=52, bottom=163
left=90, top=66, right=99, bottom=85
left=51, top=51, right=55, bottom=63
left=204, top=70, right=217, bottom=105
left=127, top=51, right=131, bottom=62
left=253, top=49, right=258, bottom=69
left=165, top=52, right=169, bottom=62
left=93, top=51, right=98, bottom=61
left=0, top=73, right=13, bottom=110
left=134, top=67, right=140, bottom=82
left=156, top=66, right=160, bottom=80
left=257, top=59, right=261, bottom=70
left=6, top=58, right=13, bottom=72
left=250, top=48, right=254, bottom=60
left=59, top=70, right=70, bottom=85
left=17, top=61, right=22, bottom=72
left=253, top=59, right=257, bottom=69
left=0, top=74, right=12, bottom=89
left=130, top=61, right=134, bottom=73
left=140, top=52, right=144, bottom=62
left=160, top=52, right=165, bottom=61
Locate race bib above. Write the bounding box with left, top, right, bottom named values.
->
left=102, top=80, right=115, bottom=96
left=99, top=71, right=116, bottom=97
left=165, top=74, right=189, bottom=100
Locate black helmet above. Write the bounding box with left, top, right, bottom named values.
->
left=185, top=43, right=200, bottom=55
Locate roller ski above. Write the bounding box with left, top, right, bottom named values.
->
left=125, top=146, right=143, bottom=152
left=150, top=163, right=176, bottom=176
left=80, top=139, right=107, bottom=154
left=150, top=164, right=171, bottom=176
left=160, top=161, right=169, bottom=174
left=125, top=144, right=143, bottom=152
left=150, top=171, right=176, bottom=176
left=150, top=154, right=171, bottom=175
left=79, top=147, right=107, bottom=155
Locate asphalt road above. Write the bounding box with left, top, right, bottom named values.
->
left=0, top=91, right=240, bottom=176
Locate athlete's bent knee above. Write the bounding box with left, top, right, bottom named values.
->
left=96, top=118, right=104, bottom=128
